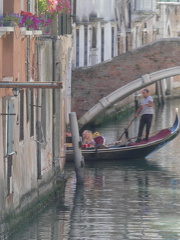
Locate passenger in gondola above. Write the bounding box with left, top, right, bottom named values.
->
left=135, top=89, right=154, bottom=143
left=65, top=131, right=73, bottom=148
left=82, top=130, right=96, bottom=148
left=93, top=131, right=107, bottom=149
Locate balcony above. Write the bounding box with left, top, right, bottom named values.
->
left=20, top=27, right=42, bottom=39
left=0, top=26, right=42, bottom=39
left=0, top=26, right=14, bottom=38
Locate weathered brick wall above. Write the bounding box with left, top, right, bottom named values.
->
left=72, top=39, right=180, bottom=119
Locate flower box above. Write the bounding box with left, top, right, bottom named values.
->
left=20, top=27, right=42, bottom=38
left=0, top=12, right=52, bottom=33
left=0, top=26, right=14, bottom=38
left=33, top=30, right=42, bottom=35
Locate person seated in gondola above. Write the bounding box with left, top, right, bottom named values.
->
left=82, top=130, right=96, bottom=148
left=65, top=131, right=73, bottom=148
left=93, top=131, right=107, bottom=149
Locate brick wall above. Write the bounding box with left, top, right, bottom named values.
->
left=72, top=39, right=180, bottom=118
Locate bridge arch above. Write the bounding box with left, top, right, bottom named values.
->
left=78, top=66, right=180, bottom=128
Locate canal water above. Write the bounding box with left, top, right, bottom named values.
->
left=9, top=99, right=180, bottom=240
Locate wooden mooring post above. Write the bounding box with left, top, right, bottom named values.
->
left=69, top=112, right=85, bottom=185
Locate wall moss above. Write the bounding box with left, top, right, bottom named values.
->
left=0, top=177, right=67, bottom=240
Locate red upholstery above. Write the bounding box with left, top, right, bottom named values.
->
left=128, top=129, right=171, bottom=146
left=94, top=136, right=105, bottom=145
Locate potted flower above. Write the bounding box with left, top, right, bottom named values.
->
left=2, top=13, right=21, bottom=26
left=37, top=0, right=71, bottom=34
left=19, top=11, right=52, bottom=32
left=20, top=11, right=40, bottom=30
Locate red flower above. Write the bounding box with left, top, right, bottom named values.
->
left=21, top=11, right=33, bottom=16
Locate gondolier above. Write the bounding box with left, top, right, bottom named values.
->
left=135, top=89, right=154, bottom=143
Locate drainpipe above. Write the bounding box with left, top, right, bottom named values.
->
left=36, top=42, right=42, bottom=179
left=52, top=13, right=61, bottom=167
left=36, top=88, right=42, bottom=179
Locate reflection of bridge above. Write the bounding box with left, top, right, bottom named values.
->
left=72, top=38, right=180, bottom=127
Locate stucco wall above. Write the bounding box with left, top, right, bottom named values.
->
left=157, top=3, right=180, bottom=39
left=0, top=35, right=73, bottom=234
left=131, top=0, right=156, bottom=12
left=72, top=0, right=118, bottom=69
left=76, top=0, right=116, bottom=22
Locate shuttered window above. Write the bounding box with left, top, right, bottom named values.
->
left=84, top=27, right=88, bottom=66
left=111, top=27, right=115, bottom=58
left=101, top=27, right=104, bottom=62
left=6, top=99, right=14, bottom=154
left=30, top=89, right=34, bottom=137
left=58, top=13, right=72, bottom=35
left=76, top=29, right=79, bottom=67
left=7, top=155, right=13, bottom=195
left=19, top=90, right=24, bottom=141
left=41, top=89, right=46, bottom=141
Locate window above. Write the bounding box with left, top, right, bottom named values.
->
left=6, top=99, right=14, bottom=155
left=84, top=27, right=88, bottom=66
left=26, top=90, right=30, bottom=123
left=126, top=34, right=129, bottom=52
left=20, top=0, right=25, bottom=11
left=118, top=35, right=120, bottom=55
left=92, top=27, right=97, bottom=48
left=111, top=27, right=115, bottom=58
left=2, top=34, right=13, bottom=78
left=7, top=155, right=13, bottom=195
left=101, top=27, right=104, bottom=62
left=30, top=89, right=34, bottom=137
left=5, top=98, right=14, bottom=196
left=76, top=29, right=79, bottom=67
left=19, top=90, right=24, bottom=141
left=73, top=0, right=76, bottom=23
left=0, top=0, right=3, bottom=15
left=41, top=89, right=46, bottom=141
left=58, top=13, right=72, bottom=35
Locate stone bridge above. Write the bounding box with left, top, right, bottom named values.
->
left=71, top=38, right=180, bottom=127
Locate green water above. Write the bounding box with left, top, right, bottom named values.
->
left=8, top=99, right=180, bottom=240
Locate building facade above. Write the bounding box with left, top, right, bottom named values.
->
left=0, top=0, right=73, bottom=235
left=72, top=0, right=118, bottom=68
left=121, top=0, right=180, bottom=97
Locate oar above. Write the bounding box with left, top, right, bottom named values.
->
left=117, top=117, right=136, bottom=141
left=117, top=103, right=143, bottom=142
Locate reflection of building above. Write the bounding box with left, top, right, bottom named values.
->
left=72, top=0, right=118, bottom=68
left=0, top=0, right=73, bottom=232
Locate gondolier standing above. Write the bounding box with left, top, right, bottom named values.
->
left=135, top=89, right=154, bottom=142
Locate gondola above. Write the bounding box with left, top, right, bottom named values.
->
left=66, top=110, right=179, bottom=161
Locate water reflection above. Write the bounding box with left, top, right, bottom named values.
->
left=8, top=99, right=180, bottom=240
left=9, top=158, right=180, bottom=240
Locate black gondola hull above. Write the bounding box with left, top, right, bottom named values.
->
left=66, top=112, right=179, bottom=162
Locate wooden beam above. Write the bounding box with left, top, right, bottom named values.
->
left=0, top=82, right=63, bottom=89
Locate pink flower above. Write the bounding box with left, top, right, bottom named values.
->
left=46, top=0, right=71, bottom=14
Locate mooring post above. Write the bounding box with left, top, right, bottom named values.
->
left=156, top=81, right=162, bottom=106
left=159, top=79, right=165, bottom=105
left=69, top=112, right=85, bottom=184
